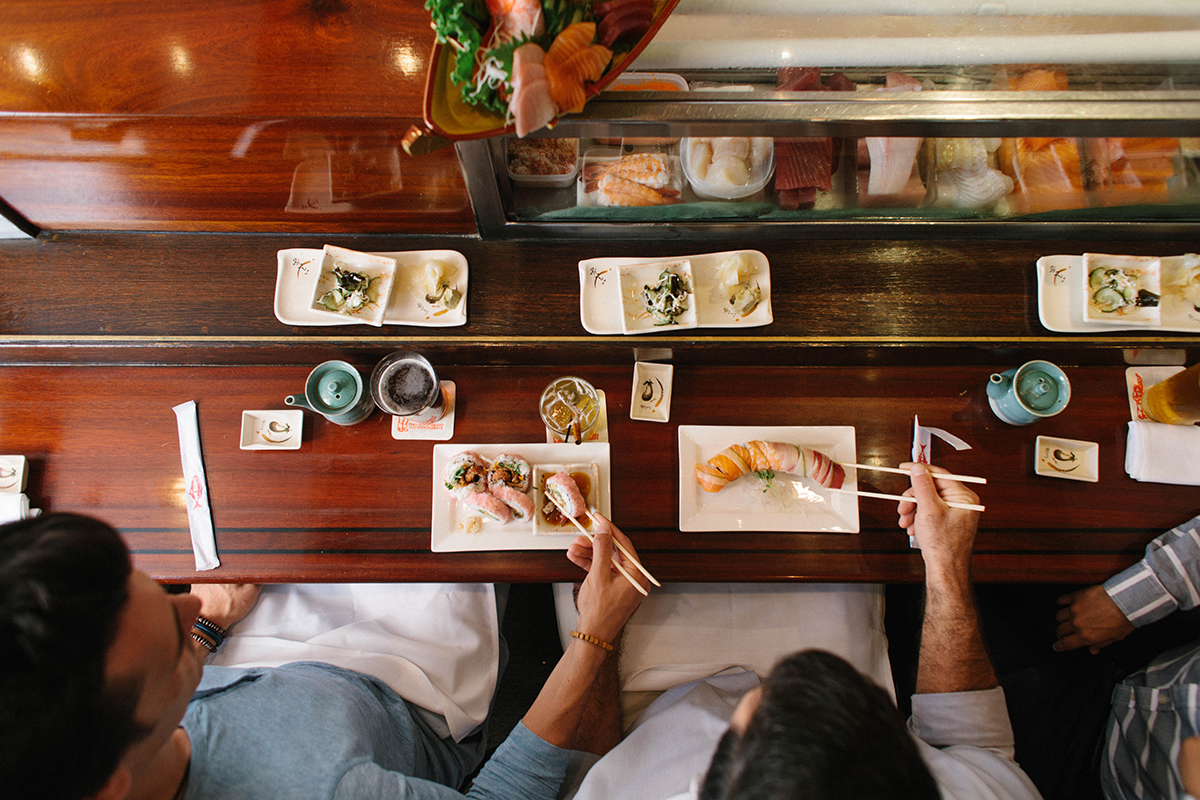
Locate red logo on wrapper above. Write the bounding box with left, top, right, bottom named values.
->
left=187, top=475, right=205, bottom=510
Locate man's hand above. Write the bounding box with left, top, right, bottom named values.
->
left=1054, top=585, right=1135, bottom=654
left=897, top=462, right=980, bottom=582
left=189, top=583, right=263, bottom=631
left=566, top=513, right=647, bottom=644
left=1181, top=736, right=1200, bottom=797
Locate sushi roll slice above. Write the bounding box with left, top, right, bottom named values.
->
left=462, top=491, right=513, bottom=524
left=491, top=484, right=535, bottom=521
left=444, top=451, right=488, bottom=500
left=695, top=463, right=729, bottom=493
left=488, top=453, right=532, bottom=492
left=544, top=471, right=586, bottom=519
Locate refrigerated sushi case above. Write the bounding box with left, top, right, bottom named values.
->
left=451, top=3, right=1200, bottom=240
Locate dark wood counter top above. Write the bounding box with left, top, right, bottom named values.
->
left=2, top=363, right=1195, bottom=586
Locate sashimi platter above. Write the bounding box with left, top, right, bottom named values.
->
left=431, top=442, right=612, bottom=551
left=423, top=0, right=680, bottom=140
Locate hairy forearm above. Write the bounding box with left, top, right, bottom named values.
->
left=522, top=640, right=612, bottom=749
left=916, top=567, right=997, bottom=695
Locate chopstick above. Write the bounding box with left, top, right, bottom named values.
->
left=547, top=495, right=649, bottom=597
left=847, top=463, right=987, bottom=485
left=585, top=507, right=661, bottom=588
left=827, top=486, right=986, bottom=513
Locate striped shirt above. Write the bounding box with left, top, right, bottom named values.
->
left=1101, top=515, right=1200, bottom=800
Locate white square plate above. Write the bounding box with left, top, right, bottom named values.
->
left=239, top=410, right=303, bottom=451
left=619, top=259, right=698, bottom=334
left=431, top=443, right=611, bottom=552
left=0, top=455, right=27, bottom=493
left=631, top=362, right=674, bottom=422
left=532, top=463, right=602, bottom=535
left=678, top=425, right=858, bottom=533
left=1035, top=436, right=1099, bottom=482
left=310, top=246, right=398, bottom=327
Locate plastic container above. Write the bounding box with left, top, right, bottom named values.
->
left=597, top=72, right=689, bottom=146
left=681, top=137, right=775, bottom=201
left=506, top=138, right=579, bottom=188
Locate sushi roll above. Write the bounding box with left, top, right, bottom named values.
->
left=462, top=491, right=512, bottom=524
left=491, top=484, right=535, bottom=521
left=488, top=453, right=532, bottom=492
left=695, top=463, right=729, bottom=493
left=444, top=451, right=488, bottom=500
left=544, top=471, right=586, bottom=519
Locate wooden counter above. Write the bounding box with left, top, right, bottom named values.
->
left=3, top=363, right=1195, bottom=585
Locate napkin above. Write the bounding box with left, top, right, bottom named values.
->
left=1126, top=421, right=1200, bottom=485
left=0, top=494, right=40, bottom=524
left=173, top=401, right=219, bottom=570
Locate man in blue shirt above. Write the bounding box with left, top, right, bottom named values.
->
left=0, top=512, right=647, bottom=800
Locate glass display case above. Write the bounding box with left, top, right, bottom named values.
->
left=455, top=61, right=1200, bottom=239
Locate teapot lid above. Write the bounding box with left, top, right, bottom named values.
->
left=315, top=367, right=357, bottom=410
left=1016, top=368, right=1060, bottom=411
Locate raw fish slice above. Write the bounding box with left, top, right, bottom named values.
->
left=763, top=442, right=800, bottom=473
left=744, top=441, right=773, bottom=472
left=597, top=2, right=653, bottom=47
left=511, top=43, right=545, bottom=95
left=865, top=73, right=923, bottom=196
left=512, top=77, right=557, bottom=138
left=695, top=463, right=729, bottom=493
left=594, top=0, right=650, bottom=15
left=709, top=447, right=750, bottom=480
left=774, top=138, right=832, bottom=192
left=485, top=0, right=544, bottom=40
left=935, top=166, right=1013, bottom=209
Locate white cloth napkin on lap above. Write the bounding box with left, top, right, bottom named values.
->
left=0, top=494, right=40, bottom=524
left=1126, top=421, right=1200, bottom=485
left=173, top=401, right=219, bottom=570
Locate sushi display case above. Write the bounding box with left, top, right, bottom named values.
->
left=456, top=63, right=1200, bottom=240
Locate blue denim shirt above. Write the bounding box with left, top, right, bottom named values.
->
left=182, top=663, right=571, bottom=800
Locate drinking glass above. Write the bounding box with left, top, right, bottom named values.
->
left=370, top=353, right=446, bottom=423
left=539, top=377, right=599, bottom=442
left=1144, top=363, right=1200, bottom=425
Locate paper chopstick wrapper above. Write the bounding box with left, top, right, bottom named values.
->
left=173, top=401, right=219, bottom=570
left=908, top=415, right=974, bottom=548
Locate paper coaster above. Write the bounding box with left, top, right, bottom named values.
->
left=391, top=381, right=456, bottom=440
left=1125, top=366, right=1185, bottom=421
left=545, top=389, right=609, bottom=444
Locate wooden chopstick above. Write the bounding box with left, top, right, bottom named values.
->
left=827, top=486, right=986, bottom=513
left=547, top=495, right=649, bottom=596
left=585, top=507, right=661, bottom=587
left=847, top=463, right=987, bottom=485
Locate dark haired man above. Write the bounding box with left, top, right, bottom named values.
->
left=561, top=464, right=1042, bottom=800
left=0, top=512, right=647, bottom=800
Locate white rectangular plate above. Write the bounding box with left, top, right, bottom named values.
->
left=678, top=425, right=858, bottom=533
left=580, top=249, right=773, bottom=334
left=1035, top=435, right=1099, bottom=483
left=1037, top=254, right=1200, bottom=333
left=276, top=248, right=468, bottom=327
left=431, top=443, right=611, bottom=552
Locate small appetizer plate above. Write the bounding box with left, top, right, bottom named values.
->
left=631, top=362, right=674, bottom=423
left=1034, top=436, right=1098, bottom=483
left=0, top=455, right=27, bottom=493
left=310, top=245, right=398, bottom=327
left=618, top=259, right=699, bottom=334
left=240, top=410, right=304, bottom=451
left=1081, top=253, right=1162, bottom=327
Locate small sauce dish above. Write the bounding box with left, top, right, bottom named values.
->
left=240, top=410, right=304, bottom=451
left=1034, top=436, right=1098, bottom=482
left=630, top=362, right=674, bottom=423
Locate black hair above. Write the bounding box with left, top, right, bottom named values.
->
left=699, top=650, right=940, bottom=800
left=0, top=513, right=148, bottom=800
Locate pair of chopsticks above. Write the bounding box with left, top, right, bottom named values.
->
left=547, top=494, right=659, bottom=596
left=838, top=462, right=987, bottom=511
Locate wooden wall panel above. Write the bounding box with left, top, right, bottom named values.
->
left=0, top=0, right=476, bottom=232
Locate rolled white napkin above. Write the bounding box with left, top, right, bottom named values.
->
left=0, top=494, right=41, bottom=524
left=1126, top=421, right=1200, bottom=485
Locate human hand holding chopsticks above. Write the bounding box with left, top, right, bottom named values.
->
left=567, top=513, right=650, bottom=644
left=897, top=462, right=980, bottom=576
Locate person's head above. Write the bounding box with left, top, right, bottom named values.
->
left=0, top=513, right=203, bottom=800
left=699, top=650, right=939, bottom=800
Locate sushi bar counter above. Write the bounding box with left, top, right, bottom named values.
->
left=2, top=231, right=1199, bottom=585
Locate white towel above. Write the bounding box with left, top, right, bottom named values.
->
left=1126, top=421, right=1200, bottom=485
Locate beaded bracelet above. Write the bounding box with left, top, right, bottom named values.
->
left=190, top=630, right=218, bottom=653
left=193, top=615, right=228, bottom=640
left=569, top=630, right=614, bottom=652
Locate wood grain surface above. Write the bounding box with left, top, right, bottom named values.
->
left=2, top=363, right=1194, bottom=585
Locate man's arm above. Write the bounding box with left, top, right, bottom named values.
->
left=1056, top=515, right=1200, bottom=653
left=897, top=463, right=996, bottom=694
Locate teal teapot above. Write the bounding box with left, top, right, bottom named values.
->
left=285, top=360, right=374, bottom=426
left=987, top=360, right=1071, bottom=426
